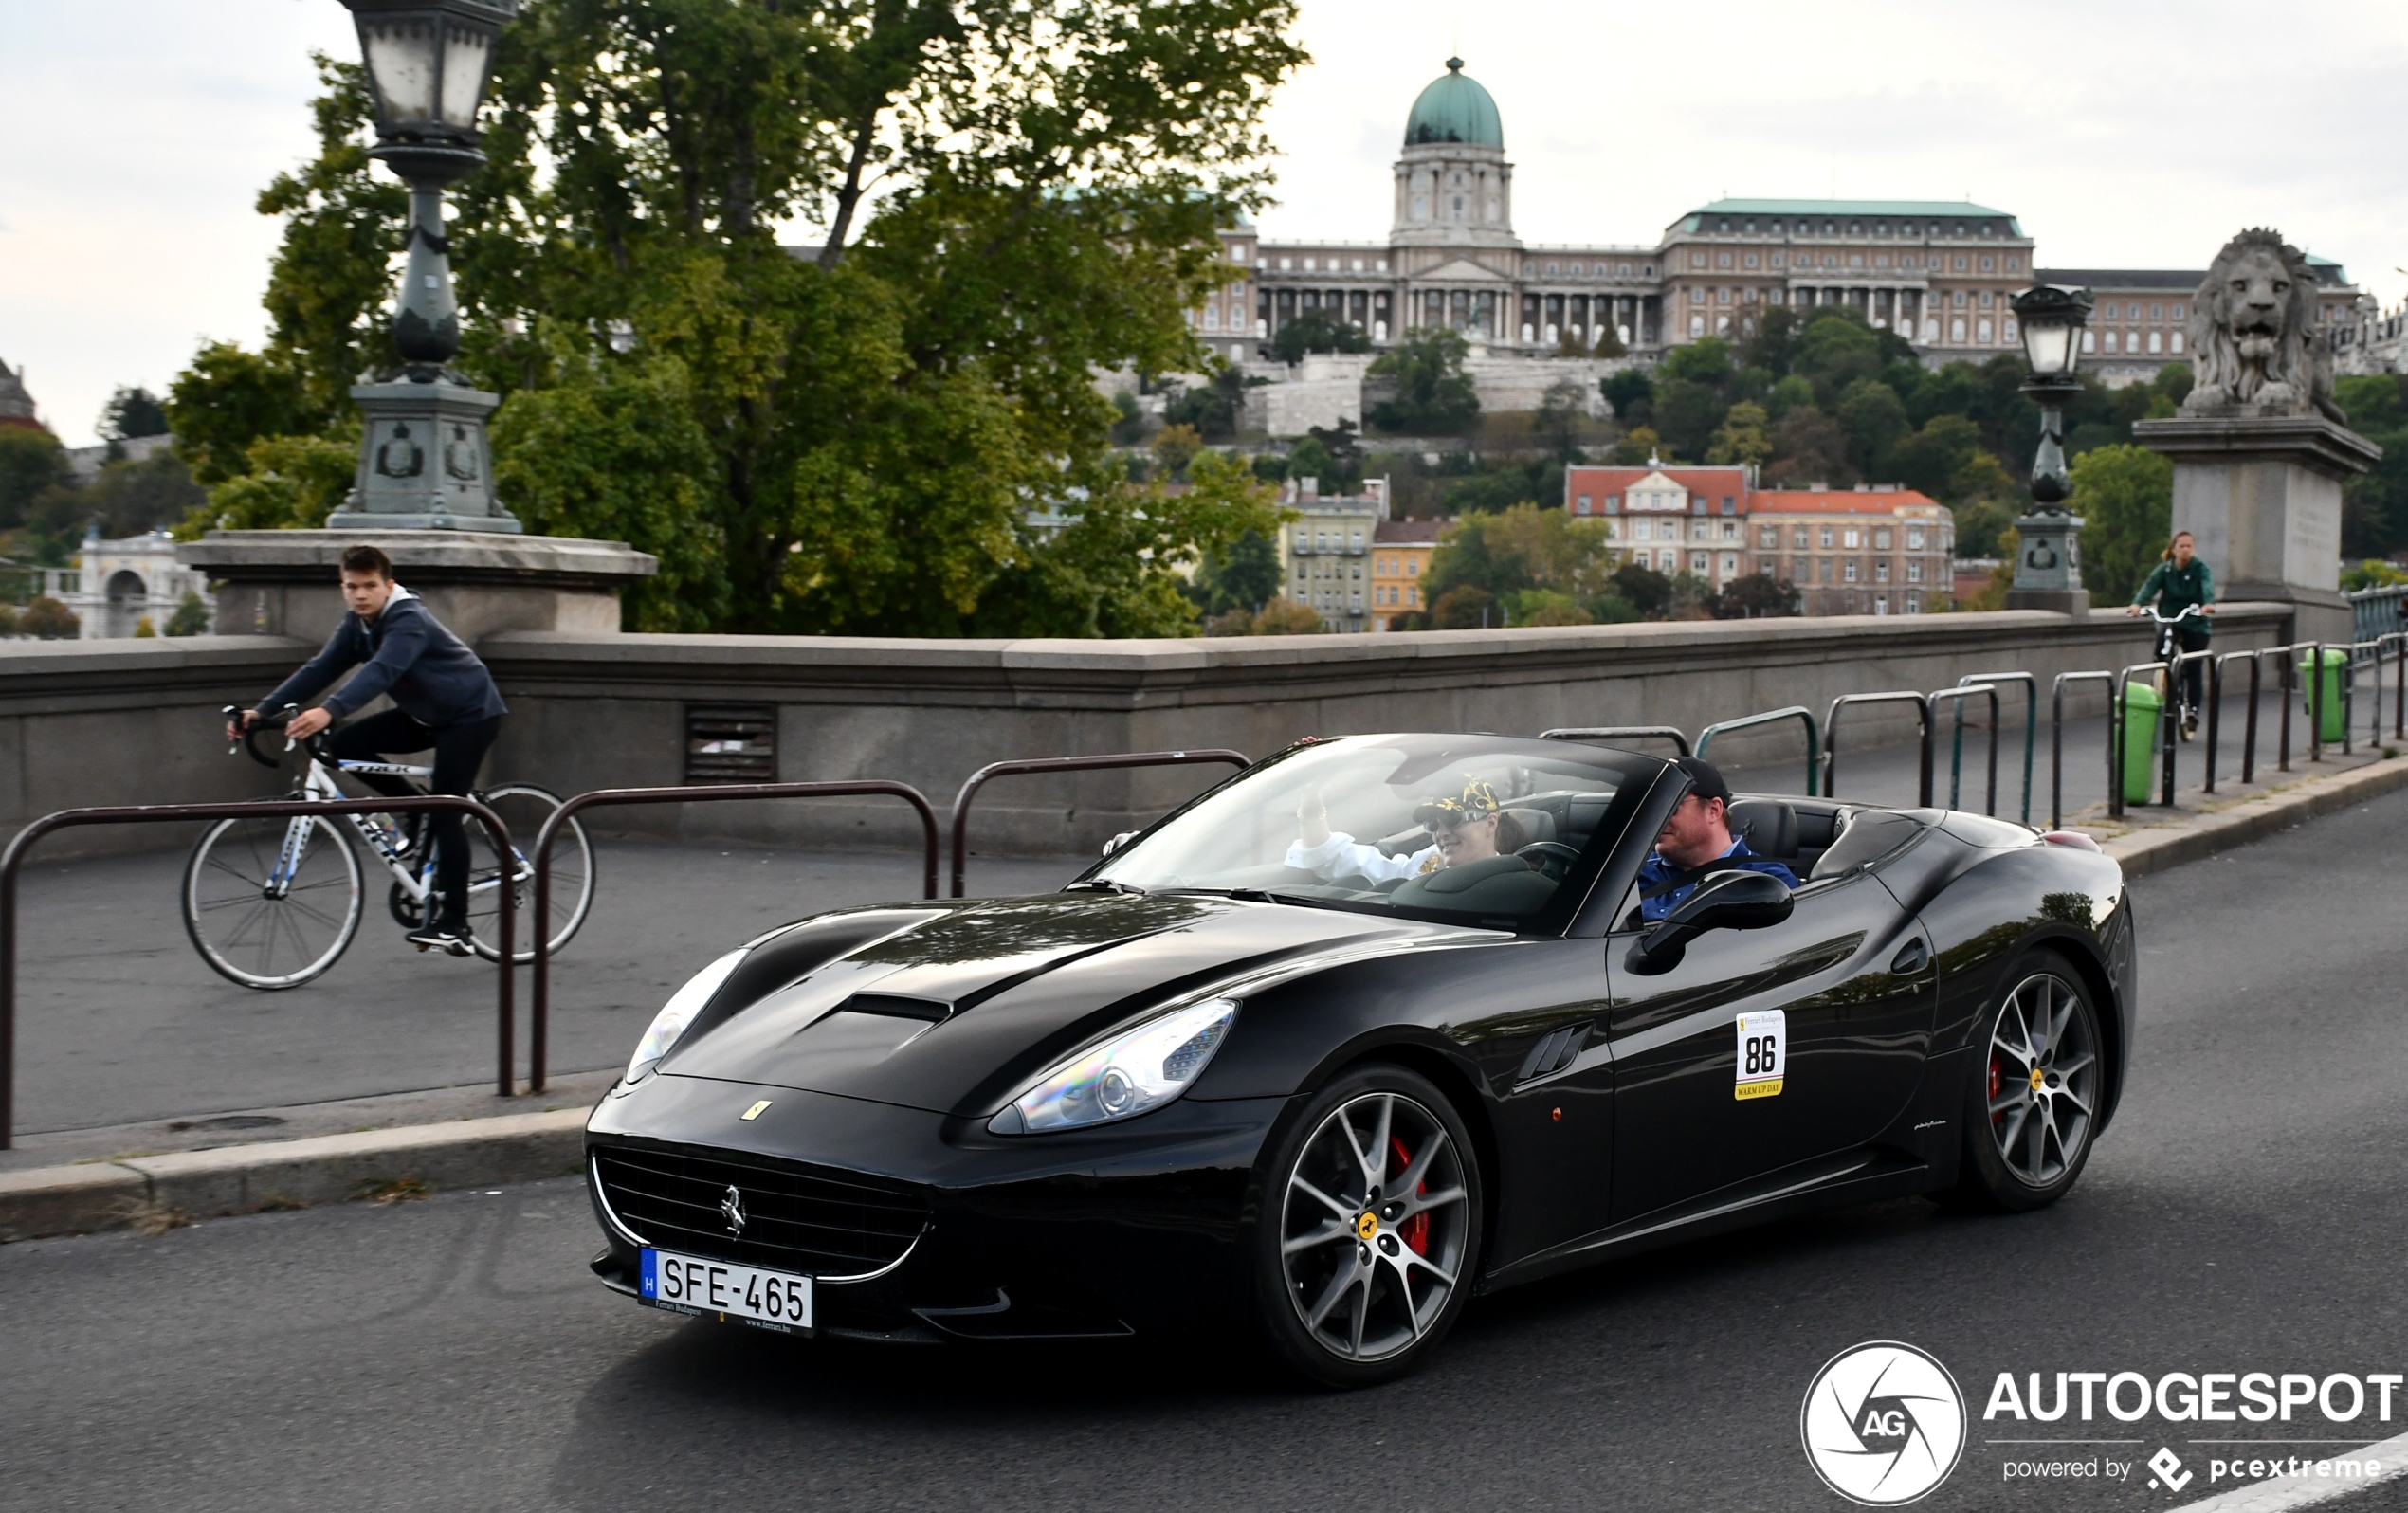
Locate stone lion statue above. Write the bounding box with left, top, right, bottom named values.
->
left=2181, top=228, right=2347, bottom=423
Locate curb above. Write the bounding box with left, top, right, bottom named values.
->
left=0, top=1106, right=588, bottom=1243
left=2104, top=755, right=2408, bottom=879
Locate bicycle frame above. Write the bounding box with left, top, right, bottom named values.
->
left=269, top=746, right=521, bottom=915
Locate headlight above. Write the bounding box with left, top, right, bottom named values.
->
left=624, top=948, right=748, bottom=1085
left=989, top=998, right=1237, bottom=1135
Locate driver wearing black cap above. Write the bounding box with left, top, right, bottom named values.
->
left=1634, top=756, right=1798, bottom=922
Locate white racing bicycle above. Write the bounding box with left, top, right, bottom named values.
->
left=180, top=703, right=597, bottom=990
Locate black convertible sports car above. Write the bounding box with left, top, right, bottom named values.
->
left=585, top=733, right=2135, bottom=1386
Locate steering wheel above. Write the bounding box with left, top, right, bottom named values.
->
left=1516, top=841, right=1581, bottom=881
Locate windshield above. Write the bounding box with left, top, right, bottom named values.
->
left=1086, top=735, right=1659, bottom=930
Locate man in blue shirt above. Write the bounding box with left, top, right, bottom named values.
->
left=1634, top=756, right=1798, bottom=921
left=230, top=543, right=508, bottom=956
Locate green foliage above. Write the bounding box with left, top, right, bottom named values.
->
left=1429, top=584, right=1494, bottom=629
left=180, top=433, right=360, bottom=538
left=1425, top=502, right=1620, bottom=617
left=1161, top=368, right=1250, bottom=443
left=164, top=591, right=211, bottom=637
left=0, top=428, right=68, bottom=529
left=2338, top=374, right=2408, bottom=557
left=1599, top=368, right=1653, bottom=421
left=1368, top=328, right=1479, bottom=436
left=1505, top=588, right=1588, bottom=627
left=1706, top=401, right=1772, bottom=467
left=166, top=342, right=317, bottom=486
left=1110, top=390, right=1147, bottom=447
left=1610, top=562, right=1671, bottom=618
left=19, top=596, right=78, bottom=639
left=1270, top=308, right=1370, bottom=364
left=1188, top=527, right=1282, bottom=615
left=2071, top=445, right=2175, bottom=605
left=1833, top=378, right=1908, bottom=477
left=1951, top=498, right=2016, bottom=559
left=1711, top=573, right=1800, bottom=618
left=1765, top=407, right=1852, bottom=487
left=1534, top=377, right=1590, bottom=461
left=100, top=387, right=171, bottom=442
left=172, top=0, right=1308, bottom=638
left=1151, top=424, right=1203, bottom=482
left=2342, top=559, right=2408, bottom=592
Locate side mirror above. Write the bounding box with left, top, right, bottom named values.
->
left=1622, top=869, right=1796, bottom=977
left=1101, top=830, right=1137, bottom=858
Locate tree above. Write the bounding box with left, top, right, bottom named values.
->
left=164, top=342, right=315, bottom=485
left=1367, top=328, right=1479, bottom=435
left=1951, top=498, right=2016, bottom=559
left=1610, top=425, right=1662, bottom=465
left=1429, top=585, right=1495, bottom=629
left=1833, top=377, right=1908, bottom=478
left=172, top=4, right=1309, bottom=637
left=1151, top=424, right=1203, bottom=481
left=1888, top=415, right=1984, bottom=501
left=1535, top=377, right=1589, bottom=460
left=1270, top=308, right=1370, bottom=364
left=164, top=591, right=212, bottom=636
left=1651, top=378, right=1724, bottom=464
left=2338, top=374, right=2408, bottom=557
left=1706, top=401, right=1772, bottom=467
left=179, top=433, right=359, bottom=538
left=0, top=428, right=67, bottom=529
left=1610, top=562, right=1671, bottom=618
left=18, top=596, right=78, bottom=639
left=2071, top=445, right=2175, bottom=605
left=1599, top=368, right=1653, bottom=422
left=99, top=387, right=171, bottom=442
left=1161, top=368, right=1250, bottom=442
left=1712, top=574, right=1800, bottom=618
left=1764, top=407, right=1853, bottom=487
left=1189, top=527, right=1281, bottom=616
left=1250, top=600, right=1326, bottom=634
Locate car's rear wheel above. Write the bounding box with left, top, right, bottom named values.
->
left=1954, top=952, right=2105, bottom=1212
left=1252, top=1064, right=1482, bottom=1388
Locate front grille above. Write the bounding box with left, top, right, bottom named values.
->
left=593, top=1143, right=929, bottom=1277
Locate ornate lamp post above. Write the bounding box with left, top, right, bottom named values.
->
left=2003, top=284, right=2094, bottom=611
left=327, top=0, right=522, bottom=533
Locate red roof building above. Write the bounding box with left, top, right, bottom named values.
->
left=1562, top=463, right=1955, bottom=614
left=0, top=358, right=43, bottom=432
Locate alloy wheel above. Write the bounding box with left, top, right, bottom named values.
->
left=1278, top=1090, right=1470, bottom=1363
left=1986, top=972, right=2099, bottom=1187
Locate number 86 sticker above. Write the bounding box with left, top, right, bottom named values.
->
left=1735, top=1009, right=1785, bottom=1100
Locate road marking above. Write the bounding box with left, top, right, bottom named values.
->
left=2176, top=1427, right=2408, bottom=1511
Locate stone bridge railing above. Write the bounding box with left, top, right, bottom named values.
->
left=0, top=606, right=2294, bottom=856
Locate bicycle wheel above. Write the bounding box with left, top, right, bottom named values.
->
left=182, top=811, right=365, bottom=990
left=461, top=783, right=595, bottom=964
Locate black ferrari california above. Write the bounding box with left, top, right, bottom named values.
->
left=585, top=733, right=2135, bottom=1385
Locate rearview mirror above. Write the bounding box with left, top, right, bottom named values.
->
left=1622, top=869, right=1796, bottom=977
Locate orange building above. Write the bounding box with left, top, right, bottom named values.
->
left=1371, top=519, right=1442, bottom=628
left=1746, top=490, right=1953, bottom=615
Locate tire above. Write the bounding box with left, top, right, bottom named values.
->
left=1251, top=1064, right=1483, bottom=1388
left=1952, top=951, right=2107, bottom=1212
left=182, top=811, right=365, bottom=990
left=461, top=783, right=595, bottom=964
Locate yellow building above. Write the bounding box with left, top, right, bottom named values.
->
left=1370, top=519, right=1442, bottom=629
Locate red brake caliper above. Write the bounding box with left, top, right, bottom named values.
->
left=1988, top=1055, right=2004, bottom=1123
left=1388, top=1136, right=1430, bottom=1256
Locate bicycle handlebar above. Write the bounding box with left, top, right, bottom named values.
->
left=2142, top=604, right=2209, bottom=624
left=222, top=702, right=304, bottom=770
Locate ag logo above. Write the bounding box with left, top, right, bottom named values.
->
left=1800, top=1340, right=1966, bottom=1505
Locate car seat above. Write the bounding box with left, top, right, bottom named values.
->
left=1725, top=798, right=1798, bottom=861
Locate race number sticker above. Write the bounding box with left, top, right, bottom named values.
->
left=1735, top=1009, right=1785, bottom=1100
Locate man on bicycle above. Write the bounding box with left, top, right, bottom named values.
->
left=228, top=543, right=507, bottom=957
left=2127, top=529, right=2216, bottom=739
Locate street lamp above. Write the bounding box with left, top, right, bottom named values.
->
left=2003, top=283, right=2094, bottom=611
left=326, top=0, right=522, bottom=533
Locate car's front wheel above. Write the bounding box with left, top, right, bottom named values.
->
left=1252, top=1064, right=1482, bottom=1388
left=1954, top=952, right=2106, bottom=1212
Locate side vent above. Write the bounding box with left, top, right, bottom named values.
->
left=837, top=993, right=954, bottom=1023
left=1517, top=1020, right=1592, bottom=1085
left=686, top=703, right=775, bottom=784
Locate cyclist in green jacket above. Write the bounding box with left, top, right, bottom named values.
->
left=2127, top=530, right=2216, bottom=738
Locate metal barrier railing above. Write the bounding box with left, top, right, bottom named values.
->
left=2165, top=648, right=2217, bottom=805
left=2051, top=671, right=2116, bottom=829
left=1931, top=684, right=2001, bottom=816
left=950, top=750, right=1250, bottom=898
left=1960, top=671, right=2037, bottom=825
left=1823, top=692, right=1933, bottom=806
left=1693, top=707, right=1819, bottom=796
left=0, top=794, right=516, bottom=1149
left=1540, top=725, right=1692, bottom=756
left=527, top=779, right=940, bottom=1096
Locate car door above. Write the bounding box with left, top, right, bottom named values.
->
left=1603, top=871, right=1934, bottom=1225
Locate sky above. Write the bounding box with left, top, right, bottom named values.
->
left=6, top=0, right=2408, bottom=447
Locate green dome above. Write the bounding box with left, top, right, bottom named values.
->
left=1403, top=58, right=1502, bottom=149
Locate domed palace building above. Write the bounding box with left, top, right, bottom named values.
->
left=1211, top=57, right=2365, bottom=373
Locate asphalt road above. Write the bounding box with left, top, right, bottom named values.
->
left=9, top=786, right=2408, bottom=1511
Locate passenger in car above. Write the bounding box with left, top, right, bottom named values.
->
left=1289, top=779, right=1530, bottom=884
left=1636, top=757, right=1799, bottom=921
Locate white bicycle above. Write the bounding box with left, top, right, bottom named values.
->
left=180, top=704, right=597, bottom=990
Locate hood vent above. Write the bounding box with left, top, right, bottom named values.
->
left=835, top=992, right=954, bottom=1023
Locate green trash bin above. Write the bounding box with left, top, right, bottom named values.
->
left=2121, top=680, right=2162, bottom=805
left=2300, top=647, right=2347, bottom=742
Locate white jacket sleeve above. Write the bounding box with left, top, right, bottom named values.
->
left=1284, top=831, right=1434, bottom=884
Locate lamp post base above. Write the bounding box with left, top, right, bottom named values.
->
left=337, top=377, right=521, bottom=533
left=2008, top=510, right=2087, bottom=615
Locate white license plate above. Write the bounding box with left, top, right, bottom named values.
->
left=640, top=1248, right=813, bottom=1333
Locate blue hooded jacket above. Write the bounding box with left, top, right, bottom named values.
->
left=261, top=587, right=507, bottom=728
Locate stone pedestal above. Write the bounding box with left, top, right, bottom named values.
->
left=175, top=531, right=658, bottom=647
left=2133, top=413, right=2382, bottom=645
left=330, top=378, right=520, bottom=533
left=2004, top=511, right=2091, bottom=615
